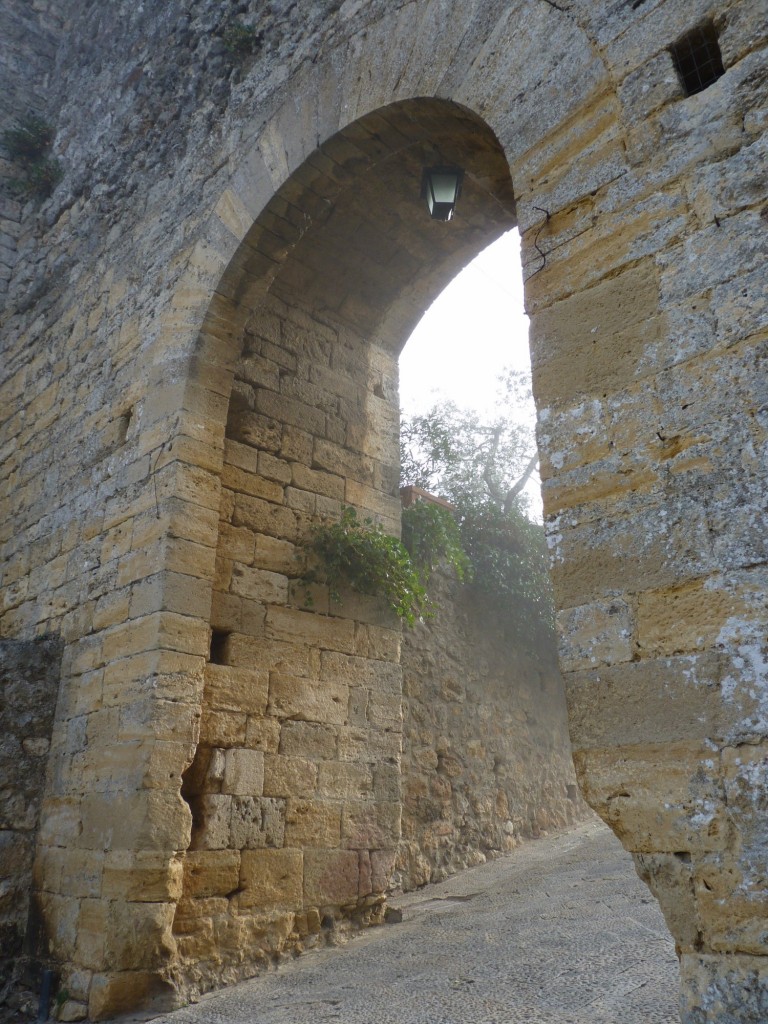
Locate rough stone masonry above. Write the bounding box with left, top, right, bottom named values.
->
left=0, top=1, right=766, bottom=1021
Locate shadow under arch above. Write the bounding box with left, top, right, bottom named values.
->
left=171, top=97, right=519, bottom=1000
left=195, top=96, right=516, bottom=375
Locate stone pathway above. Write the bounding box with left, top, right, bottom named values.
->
left=156, top=821, right=680, bottom=1024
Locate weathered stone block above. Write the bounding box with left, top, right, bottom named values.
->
left=230, top=796, right=285, bottom=849
left=317, top=761, right=373, bottom=800
left=268, top=672, right=349, bottom=725
left=238, top=849, right=303, bottom=909
left=222, top=748, right=265, bottom=796
left=575, top=742, right=730, bottom=854
left=680, top=954, right=768, bottom=1024
left=263, top=754, right=318, bottom=797
left=203, top=663, right=269, bottom=716
left=279, top=720, right=338, bottom=760
left=303, top=849, right=359, bottom=906
left=102, top=850, right=184, bottom=902
left=284, top=798, right=341, bottom=848
left=342, top=800, right=401, bottom=849
left=182, top=850, right=241, bottom=898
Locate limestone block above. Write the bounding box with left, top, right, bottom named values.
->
left=222, top=748, right=265, bottom=796
left=188, top=795, right=232, bottom=851
left=327, top=587, right=399, bottom=628
left=263, top=754, right=318, bottom=797
left=227, top=634, right=316, bottom=677
left=317, top=761, right=373, bottom=800
left=102, top=850, right=184, bottom=902
left=57, top=1000, right=88, bottom=1022
left=312, top=438, right=374, bottom=484
left=266, top=606, right=356, bottom=654
left=279, top=720, right=338, bottom=759
left=370, top=849, right=396, bottom=894
left=530, top=261, right=661, bottom=406
left=253, top=533, right=300, bottom=574
left=557, top=599, right=634, bottom=672
left=220, top=463, right=284, bottom=504
left=694, top=852, right=768, bottom=955
left=284, top=799, right=342, bottom=848
left=566, top=652, right=726, bottom=751
left=71, top=898, right=107, bottom=968
left=303, top=849, right=359, bottom=906
left=203, top=663, right=269, bottom=715
left=354, top=623, right=401, bottom=662
left=226, top=410, right=282, bottom=453
left=238, top=849, right=303, bottom=909
left=36, top=797, right=82, bottom=847
left=575, top=742, right=729, bottom=855
left=32, top=892, right=79, bottom=961
left=337, top=725, right=402, bottom=763
left=258, top=451, right=293, bottom=485
left=104, top=900, right=176, bottom=971
left=342, top=800, right=401, bottom=849
left=216, top=522, right=256, bottom=564
left=268, top=672, right=349, bottom=725
left=232, top=493, right=298, bottom=542
left=320, top=651, right=401, bottom=688
left=373, top=763, right=400, bottom=802
left=88, top=970, right=176, bottom=1021
left=231, top=564, right=289, bottom=605
left=679, top=953, right=768, bottom=1024
left=198, top=709, right=247, bottom=748
left=244, top=716, right=281, bottom=752
left=636, top=578, right=756, bottom=658
left=80, top=790, right=191, bottom=853
left=633, top=851, right=702, bottom=953
left=182, top=850, right=241, bottom=898
left=230, top=796, right=285, bottom=849
left=366, top=689, right=403, bottom=729
left=290, top=463, right=345, bottom=500
left=280, top=425, right=313, bottom=465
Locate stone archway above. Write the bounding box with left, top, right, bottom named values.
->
left=168, top=97, right=518, bottom=1000
left=5, top=2, right=764, bottom=1021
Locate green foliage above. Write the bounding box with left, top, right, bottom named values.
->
left=305, top=506, right=427, bottom=626
left=458, top=501, right=553, bottom=624
left=401, top=500, right=469, bottom=583
left=1, top=113, right=62, bottom=199
left=222, top=22, right=263, bottom=56
left=2, top=114, right=54, bottom=161
left=400, top=370, right=534, bottom=514
left=400, top=370, right=554, bottom=632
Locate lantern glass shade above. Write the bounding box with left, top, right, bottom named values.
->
left=421, top=166, right=464, bottom=221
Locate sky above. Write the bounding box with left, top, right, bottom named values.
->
left=398, top=228, right=543, bottom=516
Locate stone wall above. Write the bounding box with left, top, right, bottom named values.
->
left=398, top=570, right=588, bottom=891
left=0, top=2, right=767, bottom=1019
left=0, top=1, right=62, bottom=300
left=0, top=636, right=62, bottom=981
left=169, top=290, right=404, bottom=1001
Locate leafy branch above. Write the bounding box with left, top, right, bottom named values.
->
left=304, top=507, right=427, bottom=627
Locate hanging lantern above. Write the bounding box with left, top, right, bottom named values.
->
left=421, top=166, right=464, bottom=221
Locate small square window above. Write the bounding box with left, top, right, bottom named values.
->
left=209, top=629, right=231, bottom=665
left=670, top=23, right=725, bottom=97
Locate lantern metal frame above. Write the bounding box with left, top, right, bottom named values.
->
left=421, top=165, right=464, bottom=221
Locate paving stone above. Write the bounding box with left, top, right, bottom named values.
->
left=152, top=822, right=679, bottom=1024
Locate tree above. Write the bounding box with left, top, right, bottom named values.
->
left=400, top=370, right=554, bottom=629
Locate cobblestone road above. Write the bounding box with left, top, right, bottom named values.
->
left=156, top=821, right=680, bottom=1024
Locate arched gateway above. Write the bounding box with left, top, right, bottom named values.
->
left=0, top=2, right=766, bottom=1020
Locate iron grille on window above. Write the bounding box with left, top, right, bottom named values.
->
left=670, top=23, right=725, bottom=97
